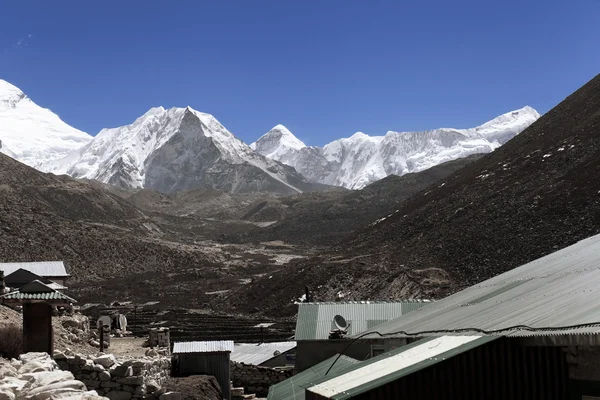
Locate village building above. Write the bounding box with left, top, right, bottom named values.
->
left=298, top=233, right=600, bottom=399
left=294, top=300, right=430, bottom=372
left=267, top=354, right=359, bottom=400
left=231, top=341, right=297, bottom=368
left=0, top=261, right=71, bottom=288
left=0, top=280, right=76, bottom=354
left=172, top=340, right=234, bottom=400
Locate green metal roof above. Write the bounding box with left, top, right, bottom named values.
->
left=2, top=291, right=74, bottom=301
left=305, top=335, right=497, bottom=400
left=267, top=354, right=359, bottom=400
left=295, top=301, right=431, bottom=340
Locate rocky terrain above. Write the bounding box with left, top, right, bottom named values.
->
left=223, top=73, right=600, bottom=317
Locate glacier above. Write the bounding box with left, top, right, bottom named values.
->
left=0, top=79, right=92, bottom=168
left=251, top=106, right=541, bottom=189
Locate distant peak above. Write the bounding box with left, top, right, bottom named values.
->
left=262, top=124, right=306, bottom=149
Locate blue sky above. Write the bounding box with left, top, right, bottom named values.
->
left=1, top=0, right=599, bottom=146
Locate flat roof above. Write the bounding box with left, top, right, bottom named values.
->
left=173, top=340, right=234, bottom=354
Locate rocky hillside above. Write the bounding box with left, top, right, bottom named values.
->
left=223, top=73, right=600, bottom=317
left=227, top=154, right=482, bottom=246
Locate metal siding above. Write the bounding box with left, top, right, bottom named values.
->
left=173, top=340, right=234, bottom=354
left=295, top=301, right=430, bottom=340
left=179, top=353, right=231, bottom=400
left=357, top=233, right=600, bottom=339
left=307, top=339, right=568, bottom=400
left=0, top=262, right=69, bottom=277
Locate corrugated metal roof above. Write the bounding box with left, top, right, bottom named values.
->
left=305, top=335, right=495, bottom=400
left=0, top=261, right=69, bottom=277
left=295, top=301, right=431, bottom=340
left=173, top=341, right=234, bottom=354
left=231, top=342, right=296, bottom=365
left=46, top=281, right=68, bottom=290
left=357, top=233, right=600, bottom=339
left=267, top=354, right=359, bottom=400
left=1, top=291, right=74, bottom=301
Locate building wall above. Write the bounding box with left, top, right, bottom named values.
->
left=566, top=346, right=600, bottom=399
left=23, top=303, right=53, bottom=354
left=177, top=352, right=231, bottom=400
left=306, top=339, right=570, bottom=400
left=296, top=338, right=408, bottom=373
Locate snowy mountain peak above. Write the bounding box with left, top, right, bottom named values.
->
left=253, top=106, right=541, bottom=189
left=250, top=124, right=306, bottom=160
left=47, top=105, right=313, bottom=194
left=0, top=79, right=92, bottom=168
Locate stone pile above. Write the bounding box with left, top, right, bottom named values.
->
left=0, top=352, right=106, bottom=400
left=230, top=362, right=292, bottom=397
left=53, top=350, right=171, bottom=400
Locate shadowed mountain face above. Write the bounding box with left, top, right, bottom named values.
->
left=222, top=74, right=600, bottom=317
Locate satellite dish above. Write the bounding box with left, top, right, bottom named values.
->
left=333, top=315, right=349, bottom=331
left=273, top=350, right=281, bottom=356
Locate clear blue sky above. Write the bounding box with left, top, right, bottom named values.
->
left=1, top=0, right=599, bottom=146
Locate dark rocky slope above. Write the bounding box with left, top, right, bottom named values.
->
left=224, top=73, right=600, bottom=317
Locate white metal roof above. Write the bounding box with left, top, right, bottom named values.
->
left=173, top=340, right=234, bottom=354
left=357, top=233, right=600, bottom=339
left=0, top=261, right=69, bottom=277
left=306, top=336, right=484, bottom=398
left=231, top=342, right=296, bottom=365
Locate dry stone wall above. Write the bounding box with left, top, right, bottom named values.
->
left=230, top=361, right=292, bottom=397
left=53, top=349, right=171, bottom=400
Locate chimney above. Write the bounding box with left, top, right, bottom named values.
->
left=304, top=285, right=310, bottom=303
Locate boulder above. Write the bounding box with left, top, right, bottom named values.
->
left=0, top=390, right=14, bottom=400
left=144, top=350, right=158, bottom=357
left=0, top=365, right=18, bottom=378
left=105, top=391, right=132, bottom=400
left=20, top=371, right=75, bottom=389
left=98, top=372, right=111, bottom=382
left=19, top=362, right=50, bottom=374
left=159, top=393, right=182, bottom=400
left=109, top=366, right=131, bottom=378
left=145, top=380, right=160, bottom=394
left=93, top=364, right=105, bottom=373
left=25, top=380, right=87, bottom=397
left=52, top=351, right=66, bottom=361
left=94, top=356, right=117, bottom=369
left=116, top=377, right=143, bottom=386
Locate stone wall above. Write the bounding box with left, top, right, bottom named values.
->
left=230, top=361, right=292, bottom=397
left=54, top=349, right=171, bottom=400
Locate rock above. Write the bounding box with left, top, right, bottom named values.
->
left=144, top=350, right=158, bottom=357
left=110, top=365, right=132, bottom=378
left=0, top=390, right=15, bottom=400
left=105, top=391, right=132, bottom=400
left=117, top=377, right=143, bottom=386
left=133, top=386, right=145, bottom=397
left=100, top=382, right=120, bottom=389
left=145, top=380, right=160, bottom=394
left=159, top=393, right=181, bottom=400
left=82, top=360, right=95, bottom=371
left=0, top=365, right=18, bottom=378
left=122, top=386, right=134, bottom=393
left=93, top=364, right=106, bottom=373
left=25, top=380, right=87, bottom=397
left=20, top=370, right=75, bottom=389
left=52, top=351, right=67, bottom=361
left=94, top=355, right=117, bottom=369
left=82, top=380, right=101, bottom=390
left=19, top=361, right=50, bottom=374
left=98, top=372, right=111, bottom=382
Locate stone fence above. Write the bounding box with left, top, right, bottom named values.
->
left=53, top=349, right=171, bottom=400
left=230, top=361, right=292, bottom=397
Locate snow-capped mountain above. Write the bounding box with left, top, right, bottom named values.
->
left=251, top=106, right=541, bottom=189
left=0, top=79, right=92, bottom=168
left=47, top=106, right=313, bottom=194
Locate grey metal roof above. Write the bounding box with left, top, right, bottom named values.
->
left=267, top=354, right=359, bottom=400
left=173, top=340, right=234, bottom=354
left=305, top=335, right=495, bottom=400
left=357, top=233, right=600, bottom=339
left=0, top=261, right=69, bottom=277
left=46, top=281, right=68, bottom=290
left=295, top=301, right=432, bottom=340
left=231, top=342, right=296, bottom=365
